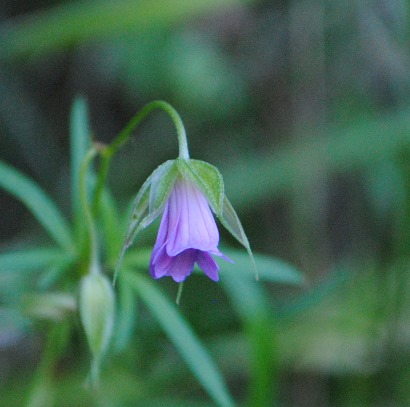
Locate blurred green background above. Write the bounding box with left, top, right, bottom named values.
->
left=2, top=0, right=410, bottom=406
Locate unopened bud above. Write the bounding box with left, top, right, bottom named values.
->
left=79, top=273, right=115, bottom=360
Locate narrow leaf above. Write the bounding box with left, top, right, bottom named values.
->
left=221, top=274, right=278, bottom=407
left=70, top=96, right=91, bottom=228
left=0, top=0, right=251, bottom=61
left=220, top=249, right=304, bottom=285
left=100, top=188, right=123, bottom=262
left=178, top=159, right=224, bottom=215
left=0, top=247, right=71, bottom=273
left=0, top=161, right=74, bottom=251
left=113, top=273, right=138, bottom=352
left=126, top=273, right=235, bottom=407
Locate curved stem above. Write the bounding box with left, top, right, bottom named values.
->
left=93, top=100, right=189, bottom=214
left=80, top=147, right=99, bottom=274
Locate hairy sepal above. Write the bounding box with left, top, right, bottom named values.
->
left=115, top=160, right=177, bottom=282
left=177, top=159, right=224, bottom=216
left=220, top=196, right=258, bottom=279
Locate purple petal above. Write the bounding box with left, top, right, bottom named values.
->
left=166, top=179, right=219, bottom=256
left=165, top=249, right=197, bottom=283
left=208, top=248, right=234, bottom=264
left=197, top=251, right=220, bottom=281
left=150, top=203, right=170, bottom=259
left=150, top=244, right=173, bottom=279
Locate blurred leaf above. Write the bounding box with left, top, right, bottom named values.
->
left=126, top=272, right=235, bottom=407
left=22, top=292, right=76, bottom=321
left=137, top=401, right=214, bottom=407
left=223, top=108, right=410, bottom=209
left=273, top=263, right=406, bottom=375
left=221, top=274, right=277, bottom=406
left=26, top=323, right=71, bottom=407
left=0, top=161, right=75, bottom=252
left=167, top=31, right=248, bottom=117
left=101, top=188, right=123, bottom=263
left=113, top=273, right=138, bottom=352
left=38, top=263, right=73, bottom=290
left=221, top=248, right=304, bottom=285
left=70, top=96, right=91, bottom=233
left=0, top=247, right=71, bottom=273
left=0, top=0, right=251, bottom=61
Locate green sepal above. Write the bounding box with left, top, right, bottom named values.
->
left=115, top=160, right=178, bottom=282
left=220, top=196, right=258, bottom=279
left=177, top=159, right=224, bottom=216
left=125, top=160, right=177, bottom=248
left=149, top=159, right=179, bottom=212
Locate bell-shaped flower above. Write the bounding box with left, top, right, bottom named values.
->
left=116, top=158, right=255, bottom=283
left=149, top=178, right=230, bottom=282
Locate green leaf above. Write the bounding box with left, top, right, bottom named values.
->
left=123, top=247, right=152, bottom=270
left=70, top=96, right=91, bottom=231
left=38, top=263, right=72, bottom=290
left=22, top=292, right=76, bottom=321
left=0, top=161, right=75, bottom=252
left=100, top=188, right=123, bottom=262
left=178, top=159, right=224, bottom=215
left=220, top=274, right=278, bottom=406
left=0, top=247, right=72, bottom=273
left=126, top=273, right=235, bottom=407
left=113, top=273, right=138, bottom=352
left=220, top=249, right=305, bottom=285
left=0, top=0, right=250, bottom=61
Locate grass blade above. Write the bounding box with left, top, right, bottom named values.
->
left=0, top=247, right=71, bottom=273
left=126, top=272, right=235, bottom=407
left=0, top=0, right=250, bottom=61
left=221, top=274, right=278, bottom=407
left=221, top=248, right=305, bottom=285
left=70, top=96, right=91, bottom=232
left=0, top=160, right=74, bottom=252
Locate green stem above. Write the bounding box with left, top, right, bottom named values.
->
left=93, top=100, right=189, bottom=214
left=176, top=282, right=184, bottom=305
left=80, top=147, right=99, bottom=273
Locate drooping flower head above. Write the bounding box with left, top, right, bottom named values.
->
left=118, top=157, right=254, bottom=284
left=150, top=178, right=230, bottom=282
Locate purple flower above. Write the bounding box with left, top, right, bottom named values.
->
left=149, top=178, right=230, bottom=282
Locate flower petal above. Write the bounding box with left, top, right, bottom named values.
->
left=165, top=249, right=197, bottom=283
left=197, top=252, right=220, bottom=282
left=166, top=179, right=219, bottom=256
left=150, top=243, right=173, bottom=279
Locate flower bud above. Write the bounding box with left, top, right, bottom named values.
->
left=79, top=273, right=115, bottom=360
